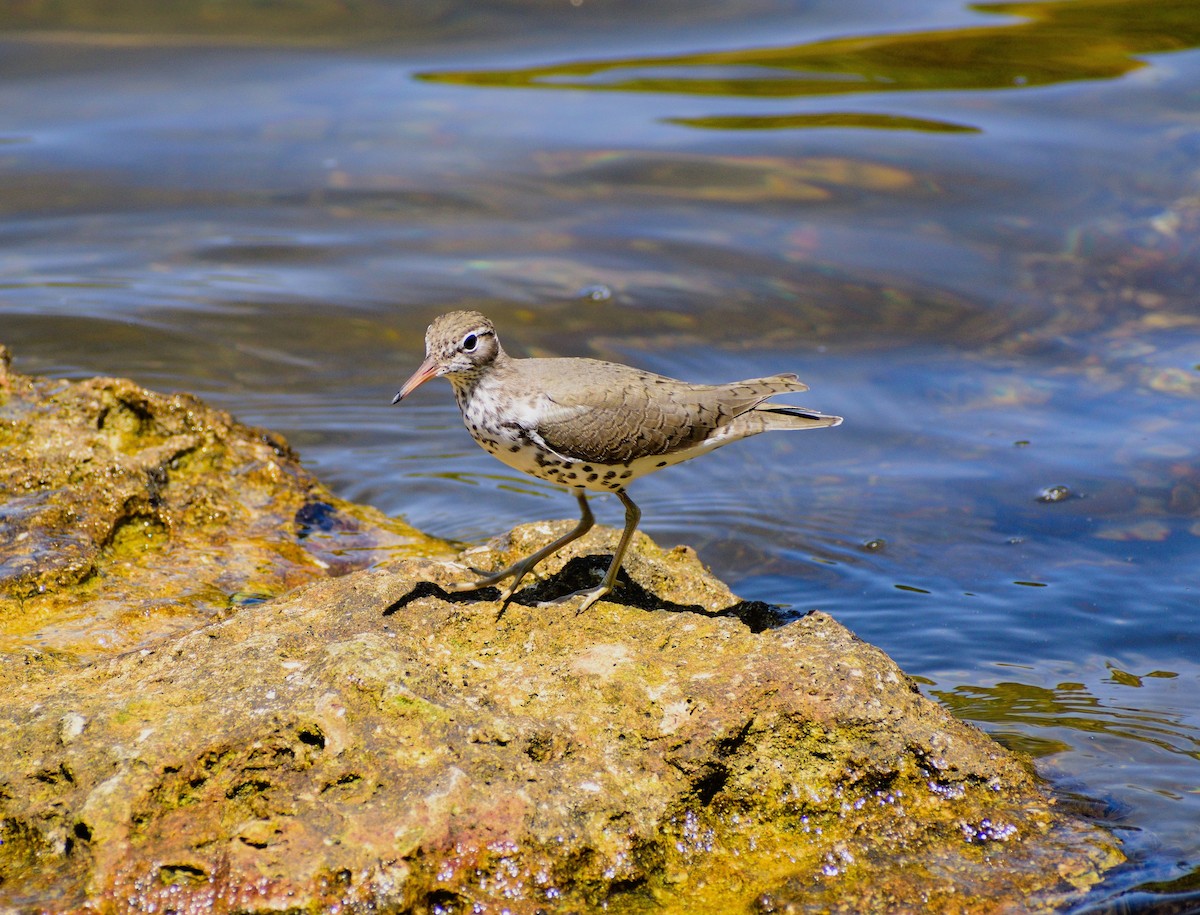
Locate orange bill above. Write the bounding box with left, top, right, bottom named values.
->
left=392, top=354, right=439, bottom=404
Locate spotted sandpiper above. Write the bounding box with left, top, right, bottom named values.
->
left=394, top=311, right=842, bottom=612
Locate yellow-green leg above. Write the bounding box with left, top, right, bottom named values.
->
left=446, top=491, right=595, bottom=607
left=538, top=489, right=640, bottom=612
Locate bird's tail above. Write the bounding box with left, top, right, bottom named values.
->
left=752, top=405, right=843, bottom=431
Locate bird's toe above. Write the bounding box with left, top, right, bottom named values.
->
left=445, top=578, right=491, bottom=593
left=537, top=585, right=612, bottom=612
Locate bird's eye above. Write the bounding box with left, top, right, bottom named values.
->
left=462, top=333, right=478, bottom=352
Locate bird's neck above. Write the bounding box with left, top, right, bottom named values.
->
left=448, top=349, right=513, bottom=410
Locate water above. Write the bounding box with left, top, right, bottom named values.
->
left=2, top=2, right=1199, bottom=909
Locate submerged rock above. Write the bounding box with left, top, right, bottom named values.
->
left=0, top=344, right=444, bottom=687
left=0, top=350, right=1123, bottom=912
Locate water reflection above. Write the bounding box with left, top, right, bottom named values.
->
left=934, top=674, right=1200, bottom=763
left=419, top=0, right=1200, bottom=131
left=666, top=112, right=981, bottom=132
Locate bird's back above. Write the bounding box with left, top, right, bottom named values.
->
left=507, top=356, right=830, bottom=465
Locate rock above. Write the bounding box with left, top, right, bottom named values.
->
left=0, top=349, right=1123, bottom=911
left=0, top=347, right=446, bottom=688
left=0, top=525, right=1121, bottom=913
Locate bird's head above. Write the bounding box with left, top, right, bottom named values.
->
left=393, top=311, right=500, bottom=403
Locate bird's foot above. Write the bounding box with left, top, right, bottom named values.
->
left=537, top=584, right=613, bottom=613
left=443, top=563, right=519, bottom=593
left=444, top=565, right=534, bottom=609
left=443, top=577, right=500, bottom=594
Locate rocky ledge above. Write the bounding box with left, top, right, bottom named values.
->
left=0, top=348, right=1122, bottom=913
left=0, top=344, right=444, bottom=690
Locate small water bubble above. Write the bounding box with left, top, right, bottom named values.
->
left=927, top=780, right=965, bottom=800
left=576, top=283, right=612, bottom=301
left=961, top=817, right=1018, bottom=843
left=755, top=893, right=780, bottom=913
left=1037, top=484, right=1072, bottom=503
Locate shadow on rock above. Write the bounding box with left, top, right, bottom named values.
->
left=387, top=548, right=786, bottom=634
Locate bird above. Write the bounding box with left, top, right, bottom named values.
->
left=393, top=310, right=842, bottom=612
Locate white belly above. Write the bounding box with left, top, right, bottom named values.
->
left=457, top=379, right=732, bottom=493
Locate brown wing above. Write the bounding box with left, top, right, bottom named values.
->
left=527, top=358, right=805, bottom=465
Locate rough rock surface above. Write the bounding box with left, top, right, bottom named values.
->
left=0, top=344, right=444, bottom=687
left=0, top=350, right=1123, bottom=912
left=1, top=526, right=1121, bottom=913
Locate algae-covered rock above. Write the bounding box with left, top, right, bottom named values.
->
left=0, top=525, right=1121, bottom=913
left=0, top=344, right=445, bottom=687
left=0, top=351, right=1123, bottom=912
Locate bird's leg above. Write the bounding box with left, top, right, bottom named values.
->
left=539, top=489, right=641, bottom=612
left=446, top=491, right=595, bottom=606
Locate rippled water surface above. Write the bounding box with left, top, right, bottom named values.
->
left=2, top=1, right=1199, bottom=909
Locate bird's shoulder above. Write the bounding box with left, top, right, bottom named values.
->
left=518, top=357, right=701, bottom=411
